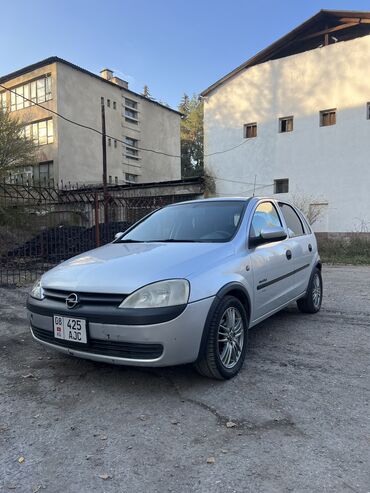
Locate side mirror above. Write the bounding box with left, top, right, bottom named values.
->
left=114, top=232, right=124, bottom=240
left=250, top=227, right=287, bottom=247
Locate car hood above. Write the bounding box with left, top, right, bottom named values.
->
left=41, top=242, right=233, bottom=294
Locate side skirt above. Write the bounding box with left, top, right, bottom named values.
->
left=249, top=290, right=307, bottom=328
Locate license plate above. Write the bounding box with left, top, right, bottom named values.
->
left=53, top=315, right=87, bottom=344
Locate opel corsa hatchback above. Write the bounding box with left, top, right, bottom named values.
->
left=27, top=197, right=323, bottom=380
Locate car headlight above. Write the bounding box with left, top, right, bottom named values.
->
left=30, top=278, right=45, bottom=300
left=119, top=280, right=190, bottom=309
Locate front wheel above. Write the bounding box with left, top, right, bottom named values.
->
left=194, top=296, right=248, bottom=380
left=297, top=267, right=323, bottom=314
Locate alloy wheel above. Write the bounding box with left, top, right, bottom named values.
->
left=312, top=273, right=322, bottom=309
left=217, top=307, right=245, bottom=369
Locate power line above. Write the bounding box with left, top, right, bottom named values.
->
left=0, top=82, right=253, bottom=159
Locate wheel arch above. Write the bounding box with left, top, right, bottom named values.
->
left=196, top=282, right=251, bottom=362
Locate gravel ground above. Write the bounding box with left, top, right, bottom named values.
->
left=0, top=265, right=369, bottom=493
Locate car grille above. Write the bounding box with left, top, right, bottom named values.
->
left=32, top=326, right=163, bottom=360
left=43, top=289, right=126, bottom=307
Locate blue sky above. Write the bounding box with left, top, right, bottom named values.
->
left=2, top=0, right=370, bottom=108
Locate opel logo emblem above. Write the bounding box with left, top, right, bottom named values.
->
left=66, top=293, right=79, bottom=309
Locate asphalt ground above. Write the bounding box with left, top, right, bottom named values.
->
left=0, top=265, right=369, bottom=493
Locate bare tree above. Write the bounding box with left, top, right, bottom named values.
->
left=0, top=110, right=37, bottom=179
left=290, top=192, right=326, bottom=225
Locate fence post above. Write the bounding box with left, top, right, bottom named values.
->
left=94, top=193, right=100, bottom=247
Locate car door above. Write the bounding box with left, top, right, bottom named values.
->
left=248, top=200, right=295, bottom=322
left=277, top=202, right=314, bottom=297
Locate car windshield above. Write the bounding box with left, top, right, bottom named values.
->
left=116, top=201, right=246, bottom=243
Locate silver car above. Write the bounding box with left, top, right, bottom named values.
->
left=27, top=197, right=322, bottom=380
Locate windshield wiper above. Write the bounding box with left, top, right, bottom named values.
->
left=150, top=239, right=199, bottom=243
left=116, top=239, right=146, bottom=243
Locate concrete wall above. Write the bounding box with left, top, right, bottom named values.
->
left=56, top=62, right=122, bottom=184
left=139, top=97, right=181, bottom=182
left=56, top=62, right=181, bottom=185
left=203, top=35, right=370, bottom=233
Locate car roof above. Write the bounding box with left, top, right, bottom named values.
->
left=167, top=196, right=273, bottom=206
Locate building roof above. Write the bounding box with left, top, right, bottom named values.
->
left=201, top=9, right=370, bottom=97
left=0, top=56, right=182, bottom=116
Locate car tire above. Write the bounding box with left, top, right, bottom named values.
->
left=297, top=267, right=323, bottom=314
left=194, top=295, right=249, bottom=380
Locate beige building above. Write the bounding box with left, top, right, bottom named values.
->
left=0, top=57, right=181, bottom=185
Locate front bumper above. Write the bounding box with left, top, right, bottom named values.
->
left=28, top=297, right=214, bottom=367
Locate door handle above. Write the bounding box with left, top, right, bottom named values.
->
left=308, top=243, right=312, bottom=252
left=286, top=249, right=292, bottom=260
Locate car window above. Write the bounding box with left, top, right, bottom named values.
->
left=279, top=203, right=305, bottom=237
left=118, top=201, right=246, bottom=243
left=250, top=202, right=282, bottom=238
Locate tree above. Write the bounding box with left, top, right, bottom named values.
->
left=0, top=110, right=36, bottom=179
left=178, top=94, right=203, bottom=178
left=290, top=192, right=325, bottom=225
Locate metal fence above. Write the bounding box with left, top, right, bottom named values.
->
left=0, top=181, right=199, bottom=285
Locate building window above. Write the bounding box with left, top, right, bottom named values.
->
left=367, top=102, right=370, bottom=120
left=125, top=136, right=138, bottom=147
left=113, top=101, right=116, bottom=110
left=8, top=166, right=33, bottom=184
left=33, top=161, right=54, bottom=185
left=124, top=98, right=138, bottom=124
left=23, top=119, right=54, bottom=146
left=125, top=173, right=138, bottom=183
left=9, top=74, right=52, bottom=112
left=107, top=99, right=111, bottom=107
left=279, top=116, right=293, bottom=133
left=124, top=136, right=139, bottom=160
left=125, top=98, right=137, bottom=109
left=244, top=123, right=257, bottom=138
left=274, top=179, right=289, bottom=194
left=0, top=92, right=7, bottom=112
left=320, top=109, right=336, bottom=127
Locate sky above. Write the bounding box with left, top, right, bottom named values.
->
left=2, top=0, right=370, bottom=108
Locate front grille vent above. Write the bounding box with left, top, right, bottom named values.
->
left=43, top=289, right=126, bottom=306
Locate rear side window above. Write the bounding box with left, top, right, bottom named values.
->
left=279, top=203, right=305, bottom=237
left=250, top=202, right=282, bottom=238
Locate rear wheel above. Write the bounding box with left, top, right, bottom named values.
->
left=195, top=296, right=248, bottom=380
left=297, top=267, right=323, bottom=313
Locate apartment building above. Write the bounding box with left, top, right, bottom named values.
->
left=0, top=57, right=181, bottom=185
left=202, top=10, right=370, bottom=233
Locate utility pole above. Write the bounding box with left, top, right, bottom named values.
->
left=101, top=97, right=108, bottom=223
left=252, top=174, right=257, bottom=197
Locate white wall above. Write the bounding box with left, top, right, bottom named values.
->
left=204, top=35, right=370, bottom=233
